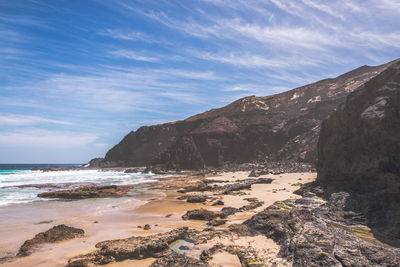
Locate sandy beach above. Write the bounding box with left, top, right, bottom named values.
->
left=0, top=171, right=316, bottom=267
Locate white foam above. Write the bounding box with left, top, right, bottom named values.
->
left=0, top=170, right=161, bottom=206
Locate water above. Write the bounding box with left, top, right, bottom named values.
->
left=0, top=164, right=160, bottom=206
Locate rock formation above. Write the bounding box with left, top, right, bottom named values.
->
left=317, top=60, right=400, bottom=244
left=18, top=225, right=84, bottom=256
left=90, top=60, right=398, bottom=170
left=245, top=194, right=400, bottom=266
left=66, top=227, right=190, bottom=266
left=37, top=185, right=133, bottom=199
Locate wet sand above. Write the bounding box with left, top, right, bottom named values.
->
left=0, top=171, right=316, bottom=267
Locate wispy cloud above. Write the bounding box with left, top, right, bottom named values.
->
left=0, top=129, right=98, bottom=148
left=0, top=114, right=72, bottom=126
left=100, top=29, right=153, bottom=42
left=109, top=49, right=159, bottom=62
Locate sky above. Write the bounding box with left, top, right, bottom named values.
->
left=0, top=0, right=399, bottom=163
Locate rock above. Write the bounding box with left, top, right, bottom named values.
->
left=143, top=224, right=151, bottom=230
left=150, top=250, right=210, bottom=267
left=204, top=226, right=215, bottom=231
left=220, top=207, right=239, bottom=217
left=248, top=170, right=260, bottom=177
left=221, top=178, right=273, bottom=194
left=186, top=195, right=208, bottom=203
left=228, top=224, right=251, bottom=236
left=91, top=60, right=396, bottom=169
left=239, top=198, right=264, bottom=211
left=37, top=185, right=133, bottom=199
left=67, top=227, right=189, bottom=266
left=248, top=170, right=269, bottom=177
left=18, top=225, right=84, bottom=256
left=207, top=219, right=227, bottom=226
left=250, top=177, right=273, bottom=184
left=245, top=193, right=400, bottom=266
left=317, top=60, right=400, bottom=243
left=177, top=182, right=212, bottom=193
left=182, top=209, right=225, bottom=221
left=212, top=200, right=224, bottom=206
left=222, top=183, right=251, bottom=194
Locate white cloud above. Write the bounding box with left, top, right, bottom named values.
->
left=109, top=49, right=159, bottom=62
left=0, top=129, right=98, bottom=148
left=101, top=29, right=152, bottom=41
left=0, top=114, right=72, bottom=125
left=301, top=0, right=345, bottom=20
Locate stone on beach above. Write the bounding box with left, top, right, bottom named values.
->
left=37, top=185, right=133, bottom=199
left=18, top=224, right=84, bottom=256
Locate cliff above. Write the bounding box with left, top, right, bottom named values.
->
left=317, top=59, right=400, bottom=243
left=91, top=59, right=397, bottom=169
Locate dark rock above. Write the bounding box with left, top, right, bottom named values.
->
left=182, top=209, right=225, bottom=221
left=207, top=219, right=227, bottom=226
left=220, top=178, right=272, bottom=194
left=91, top=60, right=396, bottom=170
left=245, top=193, right=400, bottom=266
left=186, top=195, right=208, bottom=203
left=228, top=224, right=251, bottom=236
left=248, top=170, right=269, bottom=177
left=203, top=179, right=228, bottom=183
left=177, top=182, right=212, bottom=193
left=150, top=250, right=210, bottom=267
left=248, top=170, right=260, bottom=177
left=220, top=207, right=239, bottom=217
left=222, top=183, right=251, bottom=194
left=67, top=227, right=189, bottom=266
left=212, top=200, right=224, bottom=206
left=143, top=224, right=151, bottom=230
left=18, top=224, right=84, bottom=256
left=239, top=198, right=264, bottom=212
left=37, top=185, right=133, bottom=200
left=317, top=60, right=400, bottom=243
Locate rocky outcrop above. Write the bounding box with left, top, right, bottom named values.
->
left=67, top=227, right=190, bottom=266
left=91, top=60, right=397, bottom=169
left=150, top=250, right=210, bottom=267
left=182, top=209, right=226, bottom=221
left=18, top=225, right=84, bottom=256
left=37, top=185, right=133, bottom=199
left=317, top=60, right=400, bottom=243
left=245, top=193, right=400, bottom=266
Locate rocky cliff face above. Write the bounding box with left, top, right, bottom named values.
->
left=317, top=60, right=400, bottom=243
left=92, top=60, right=397, bottom=169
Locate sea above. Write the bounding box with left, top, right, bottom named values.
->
left=0, top=164, right=158, bottom=206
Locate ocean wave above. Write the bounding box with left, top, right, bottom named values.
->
left=0, top=170, right=160, bottom=206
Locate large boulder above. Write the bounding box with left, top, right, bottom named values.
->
left=317, top=60, right=400, bottom=243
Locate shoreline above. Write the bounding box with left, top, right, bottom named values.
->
left=0, top=171, right=316, bottom=266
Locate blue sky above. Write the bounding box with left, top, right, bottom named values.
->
left=0, top=0, right=399, bottom=163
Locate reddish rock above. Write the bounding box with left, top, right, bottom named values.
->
left=91, top=60, right=397, bottom=169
